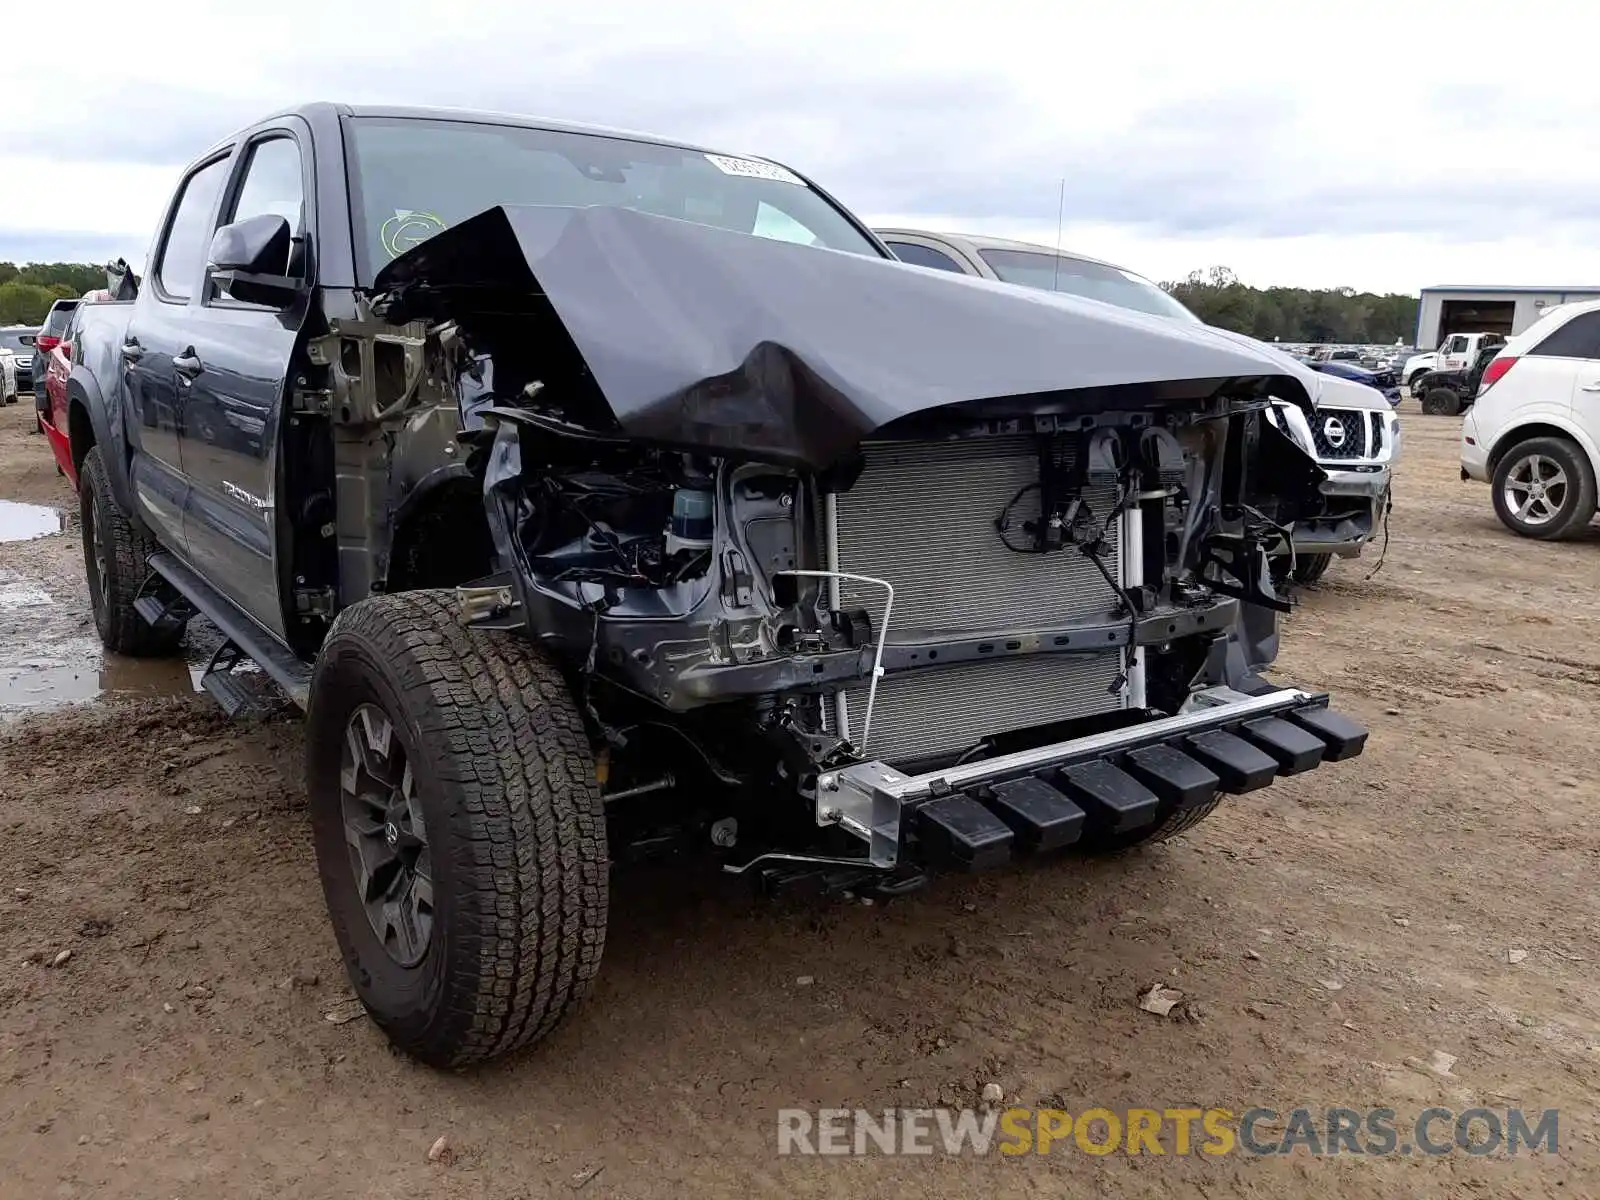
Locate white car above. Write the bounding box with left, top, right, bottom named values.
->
left=0, top=348, right=18, bottom=404
left=1460, top=298, right=1600, bottom=539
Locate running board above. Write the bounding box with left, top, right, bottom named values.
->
left=145, top=552, right=312, bottom=709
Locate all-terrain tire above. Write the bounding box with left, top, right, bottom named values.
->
left=1490, top=436, right=1598, bottom=541
left=1081, top=796, right=1224, bottom=855
left=305, top=589, right=609, bottom=1068
left=79, top=446, right=184, bottom=656
left=1421, top=388, right=1460, bottom=416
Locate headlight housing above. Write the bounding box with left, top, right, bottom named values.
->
left=1265, top=399, right=1316, bottom=456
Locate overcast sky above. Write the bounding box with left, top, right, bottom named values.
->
left=5, top=0, right=1595, bottom=294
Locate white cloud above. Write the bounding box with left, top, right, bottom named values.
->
left=5, top=0, right=1597, bottom=290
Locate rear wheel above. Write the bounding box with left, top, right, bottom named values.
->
left=1421, top=388, right=1460, bottom=416
left=305, top=589, right=609, bottom=1067
left=1491, top=436, right=1598, bottom=540
left=79, top=446, right=184, bottom=656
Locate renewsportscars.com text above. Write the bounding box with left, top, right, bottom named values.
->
left=777, top=1106, right=1558, bottom=1158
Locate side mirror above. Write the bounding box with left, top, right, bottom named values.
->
left=18, top=334, right=35, bottom=347
left=207, top=214, right=304, bottom=306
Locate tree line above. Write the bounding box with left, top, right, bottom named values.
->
left=0, top=258, right=1423, bottom=346
left=0, top=262, right=111, bottom=326
left=1161, top=267, right=1420, bottom=346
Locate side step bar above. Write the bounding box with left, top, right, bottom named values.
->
left=144, top=552, right=313, bottom=709
left=821, top=686, right=1367, bottom=871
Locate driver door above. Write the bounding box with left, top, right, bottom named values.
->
left=177, top=123, right=312, bottom=640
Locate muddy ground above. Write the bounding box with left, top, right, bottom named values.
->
left=2, top=397, right=1597, bottom=1198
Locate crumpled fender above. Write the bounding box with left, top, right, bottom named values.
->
left=375, top=204, right=1314, bottom=470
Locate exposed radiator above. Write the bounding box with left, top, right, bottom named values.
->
left=830, top=436, right=1129, bottom=763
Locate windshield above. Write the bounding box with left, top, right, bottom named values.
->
left=0, top=331, right=33, bottom=353
left=976, top=249, right=1199, bottom=322
left=345, top=117, right=882, bottom=283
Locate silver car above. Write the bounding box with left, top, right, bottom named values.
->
left=875, top=229, right=1399, bottom=585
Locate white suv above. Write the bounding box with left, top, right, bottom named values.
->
left=1460, top=299, right=1600, bottom=539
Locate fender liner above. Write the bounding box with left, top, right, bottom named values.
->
left=390, top=462, right=476, bottom=536
left=66, top=368, right=135, bottom=514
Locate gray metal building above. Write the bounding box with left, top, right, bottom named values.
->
left=1415, top=285, right=1600, bottom=350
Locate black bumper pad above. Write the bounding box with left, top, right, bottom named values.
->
left=1182, top=730, right=1280, bottom=793
left=1122, top=744, right=1221, bottom=810
left=1286, top=705, right=1368, bottom=761
left=1238, top=716, right=1326, bottom=774
left=915, top=795, right=1014, bottom=870
left=1057, top=760, right=1159, bottom=833
left=980, top=777, right=1086, bottom=851
left=900, top=700, right=1367, bottom=874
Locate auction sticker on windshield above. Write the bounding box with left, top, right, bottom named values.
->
left=704, top=154, right=805, bottom=186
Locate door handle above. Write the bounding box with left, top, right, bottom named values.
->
left=173, top=350, right=203, bottom=379
left=1582, top=382, right=1600, bottom=392
left=120, top=339, right=144, bottom=363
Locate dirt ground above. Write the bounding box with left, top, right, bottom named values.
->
left=2, top=396, right=1597, bottom=1198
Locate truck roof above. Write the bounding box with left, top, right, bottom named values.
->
left=204, top=101, right=725, bottom=160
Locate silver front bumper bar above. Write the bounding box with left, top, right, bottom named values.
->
left=815, top=685, right=1363, bottom=869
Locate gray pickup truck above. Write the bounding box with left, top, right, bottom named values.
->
left=877, top=229, right=1400, bottom=586
left=60, top=102, right=1366, bottom=1067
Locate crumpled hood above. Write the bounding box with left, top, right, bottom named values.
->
left=1195, top=326, right=1392, bottom=411
left=1187, top=324, right=1330, bottom=402
left=375, top=204, right=1314, bottom=469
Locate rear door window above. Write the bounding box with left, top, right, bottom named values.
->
left=1529, top=312, right=1600, bottom=360
left=40, top=303, right=78, bottom=337
left=155, top=156, right=232, bottom=301
left=885, top=241, right=969, bottom=273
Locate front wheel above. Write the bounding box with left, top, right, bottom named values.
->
left=1421, top=388, right=1460, bottom=416
left=305, top=589, right=609, bottom=1067
left=1292, top=553, right=1333, bottom=585
left=1080, top=797, right=1224, bottom=855
left=1490, top=436, right=1598, bottom=540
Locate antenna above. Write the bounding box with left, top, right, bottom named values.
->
left=1052, top=176, right=1066, bottom=292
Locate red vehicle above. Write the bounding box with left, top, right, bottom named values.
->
left=39, top=296, right=109, bottom=485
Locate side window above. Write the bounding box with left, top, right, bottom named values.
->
left=224, top=137, right=306, bottom=280
left=155, top=157, right=231, bottom=301
left=885, top=241, right=968, bottom=274
left=1444, top=335, right=1467, bottom=354
left=1530, top=312, right=1600, bottom=360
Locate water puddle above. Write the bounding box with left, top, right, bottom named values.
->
left=0, top=499, right=66, bottom=543
left=0, top=636, right=206, bottom=717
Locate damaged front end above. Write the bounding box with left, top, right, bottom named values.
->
left=374, top=205, right=1367, bottom=887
